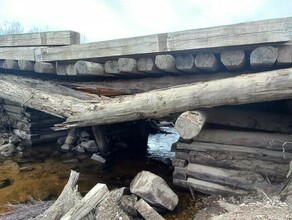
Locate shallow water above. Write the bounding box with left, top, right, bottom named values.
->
left=0, top=127, right=201, bottom=219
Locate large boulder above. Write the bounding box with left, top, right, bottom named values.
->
left=130, top=171, right=178, bottom=211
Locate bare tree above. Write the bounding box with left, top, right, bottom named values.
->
left=0, top=21, right=24, bottom=35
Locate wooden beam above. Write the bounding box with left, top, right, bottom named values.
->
left=34, top=17, right=292, bottom=62
left=56, top=63, right=76, bottom=75
left=57, top=67, right=292, bottom=128
left=220, top=49, right=246, bottom=71
left=277, top=46, right=292, bottom=67
left=194, top=129, right=292, bottom=151
left=75, top=61, right=108, bottom=76
left=34, top=62, right=56, bottom=74
left=194, top=52, right=220, bottom=72
left=175, top=54, right=199, bottom=73
left=0, top=47, right=37, bottom=61
left=177, top=141, right=292, bottom=160
left=155, top=54, right=179, bottom=73
left=0, top=31, right=80, bottom=47
left=250, top=46, right=278, bottom=69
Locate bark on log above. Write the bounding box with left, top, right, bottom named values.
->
left=175, top=54, right=199, bottom=73
left=194, top=129, right=292, bottom=151
left=155, top=54, right=179, bottom=73
left=137, top=57, right=161, bottom=73
left=220, top=49, right=246, bottom=71
left=175, top=111, right=206, bottom=139
left=75, top=61, right=107, bottom=76
left=34, top=62, right=56, bottom=74
left=203, top=108, right=292, bottom=134
left=35, top=170, right=81, bottom=220
left=194, top=53, right=220, bottom=72
left=57, top=68, right=292, bottom=128
left=250, top=46, right=278, bottom=69
left=177, top=141, right=292, bottom=160
left=18, top=60, right=35, bottom=71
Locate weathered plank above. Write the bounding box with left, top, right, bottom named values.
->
left=35, top=17, right=292, bottom=62
left=194, top=129, right=292, bottom=151
left=0, top=31, right=80, bottom=47
left=0, top=47, right=37, bottom=60
left=134, top=199, right=165, bottom=220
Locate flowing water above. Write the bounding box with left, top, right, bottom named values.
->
left=0, top=127, right=202, bottom=219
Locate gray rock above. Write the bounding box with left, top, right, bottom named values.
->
left=0, top=143, right=15, bottom=157
left=130, top=171, right=178, bottom=211
left=80, top=140, right=99, bottom=153
left=60, top=143, right=71, bottom=152
left=75, top=145, right=85, bottom=153
left=118, top=195, right=138, bottom=217
left=91, top=153, right=106, bottom=164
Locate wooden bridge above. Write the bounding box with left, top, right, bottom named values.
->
left=0, top=17, right=292, bottom=196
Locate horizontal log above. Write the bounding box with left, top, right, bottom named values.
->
left=104, top=60, right=123, bottom=75
left=194, top=53, right=220, bottom=72
left=172, top=158, right=188, bottom=167
left=220, top=49, right=246, bottom=71
left=175, top=54, right=199, bottom=73
left=34, top=62, right=56, bottom=74
left=18, top=60, right=35, bottom=71
left=137, top=57, right=161, bottom=73
left=203, top=107, right=292, bottom=134
left=277, top=46, right=292, bottom=66
left=0, top=59, right=19, bottom=70
left=56, top=63, right=76, bottom=75
left=173, top=178, right=247, bottom=195
left=35, top=17, right=292, bottom=62
left=155, top=54, right=179, bottom=73
left=118, top=58, right=143, bottom=74
left=0, top=47, right=40, bottom=61
left=57, top=67, right=292, bottom=128
left=177, top=141, right=292, bottom=160
left=31, top=131, right=68, bottom=144
left=173, top=167, right=187, bottom=180
left=186, top=163, right=264, bottom=190
left=189, top=151, right=289, bottom=181
left=0, top=31, right=80, bottom=47
left=75, top=60, right=108, bottom=76
left=250, top=46, right=278, bottom=69
left=194, top=129, right=292, bottom=151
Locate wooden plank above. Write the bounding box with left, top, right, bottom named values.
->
left=203, top=108, right=292, bottom=134
left=175, top=54, right=199, bottom=73
left=194, top=52, right=220, bottom=72
left=0, top=31, right=80, bottom=47
left=57, top=67, right=292, bottom=128
left=250, top=46, right=278, bottom=69
left=134, top=199, right=165, bottom=220
left=177, top=141, right=292, bottom=160
left=35, top=17, right=292, bottom=62
left=220, top=49, right=246, bottom=71
left=194, top=129, right=292, bottom=151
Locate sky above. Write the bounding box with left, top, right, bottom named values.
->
left=0, top=0, right=291, bottom=42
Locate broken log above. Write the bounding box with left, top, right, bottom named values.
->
left=137, top=57, right=161, bottom=73
left=194, top=129, right=292, bottom=151
left=34, top=62, right=56, bottom=74
left=155, top=54, right=179, bottom=73
left=60, top=183, right=108, bottom=220
left=177, top=141, right=292, bottom=160
left=75, top=60, right=107, bottom=76
left=220, top=49, right=246, bottom=71
left=175, top=54, right=199, bottom=73
left=175, top=111, right=206, bottom=139
left=35, top=170, right=81, bottom=220
left=203, top=108, right=292, bottom=134
left=56, top=67, right=292, bottom=128
left=18, top=60, right=35, bottom=71
left=250, top=46, right=278, bottom=69
left=194, top=53, right=220, bottom=72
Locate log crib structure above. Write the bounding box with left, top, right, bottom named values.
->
left=0, top=17, right=292, bottom=196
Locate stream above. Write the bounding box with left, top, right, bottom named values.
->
left=0, top=127, right=203, bottom=219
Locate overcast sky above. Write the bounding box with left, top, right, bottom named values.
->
left=0, top=0, right=291, bottom=42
